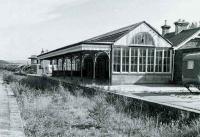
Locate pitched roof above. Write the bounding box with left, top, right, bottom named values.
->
left=179, top=38, right=200, bottom=50
left=83, top=21, right=144, bottom=43
left=38, top=21, right=171, bottom=58
left=38, top=21, right=145, bottom=57
left=164, top=27, right=200, bottom=47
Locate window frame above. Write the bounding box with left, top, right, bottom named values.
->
left=155, top=50, right=163, bottom=72
left=130, top=48, right=138, bottom=72
left=147, top=48, right=154, bottom=72
left=131, top=32, right=155, bottom=46
left=139, top=48, right=147, bottom=72
left=122, top=48, right=130, bottom=72
left=163, top=50, right=171, bottom=72
left=112, top=47, right=172, bottom=74
left=187, top=60, right=194, bottom=70
left=113, top=48, right=121, bottom=73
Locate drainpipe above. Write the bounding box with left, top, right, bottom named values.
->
left=93, top=53, right=97, bottom=81
left=172, top=49, right=175, bottom=83
left=109, top=44, right=113, bottom=85
left=70, top=56, right=73, bottom=80
left=80, top=53, right=83, bottom=81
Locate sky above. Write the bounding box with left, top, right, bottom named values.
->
left=0, top=0, right=199, bottom=60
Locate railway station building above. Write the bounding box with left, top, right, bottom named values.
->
left=162, top=19, right=200, bottom=84
left=37, top=21, right=173, bottom=84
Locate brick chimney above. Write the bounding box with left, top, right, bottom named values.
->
left=174, top=19, right=189, bottom=35
left=161, top=20, right=171, bottom=36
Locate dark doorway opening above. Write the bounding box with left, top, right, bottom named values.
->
left=95, top=53, right=109, bottom=79
left=83, top=56, right=93, bottom=78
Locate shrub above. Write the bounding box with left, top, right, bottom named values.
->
left=2, top=73, right=17, bottom=84
left=19, top=76, right=59, bottom=91
left=0, top=64, right=20, bottom=72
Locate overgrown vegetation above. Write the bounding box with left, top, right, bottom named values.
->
left=19, top=76, right=59, bottom=91
left=3, top=73, right=18, bottom=84
left=3, top=72, right=200, bottom=137
left=0, top=64, right=20, bottom=72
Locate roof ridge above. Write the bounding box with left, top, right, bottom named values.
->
left=169, top=27, right=200, bottom=34
left=182, top=27, right=200, bottom=32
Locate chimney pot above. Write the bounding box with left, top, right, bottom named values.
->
left=161, top=20, right=171, bottom=36
left=174, top=19, right=189, bottom=34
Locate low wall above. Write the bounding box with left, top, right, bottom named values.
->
left=52, top=70, right=80, bottom=77
left=112, top=73, right=171, bottom=84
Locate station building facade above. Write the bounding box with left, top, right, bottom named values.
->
left=37, top=21, right=173, bottom=84
left=162, top=20, right=200, bottom=84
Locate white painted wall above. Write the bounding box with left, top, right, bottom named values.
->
left=114, top=23, right=171, bottom=48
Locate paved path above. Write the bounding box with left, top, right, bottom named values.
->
left=0, top=78, right=25, bottom=137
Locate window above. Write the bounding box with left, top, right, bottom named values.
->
left=187, top=60, right=194, bottom=69
left=147, top=49, right=154, bottom=72
left=139, top=49, right=146, bottom=72
left=113, top=48, right=121, bottom=72
left=131, top=48, right=138, bottom=72
left=155, top=50, right=162, bottom=72
left=131, top=32, right=155, bottom=45
left=122, top=48, right=129, bottom=72
left=113, top=47, right=171, bottom=73
left=163, top=50, right=170, bottom=72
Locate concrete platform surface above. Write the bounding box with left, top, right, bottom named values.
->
left=100, top=84, right=200, bottom=114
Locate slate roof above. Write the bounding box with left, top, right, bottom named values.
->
left=164, top=27, right=200, bottom=47
left=38, top=21, right=144, bottom=57
left=38, top=21, right=171, bottom=57
left=84, top=21, right=171, bottom=44
left=179, top=38, right=200, bottom=50
left=84, top=21, right=143, bottom=43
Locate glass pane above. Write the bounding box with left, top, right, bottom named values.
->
left=113, top=48, right=121, bottom=72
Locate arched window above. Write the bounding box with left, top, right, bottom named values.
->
left=131, top=32, right=155, bottom=45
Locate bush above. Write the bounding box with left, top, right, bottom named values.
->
left=2, top=73, right=17, bottom=84
left=0, top=64, right=20, bottom=72
left=19, top=76, right=59, bottom=91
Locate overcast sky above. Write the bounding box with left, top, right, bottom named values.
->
left=0, top=0, right=199, bottom=60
